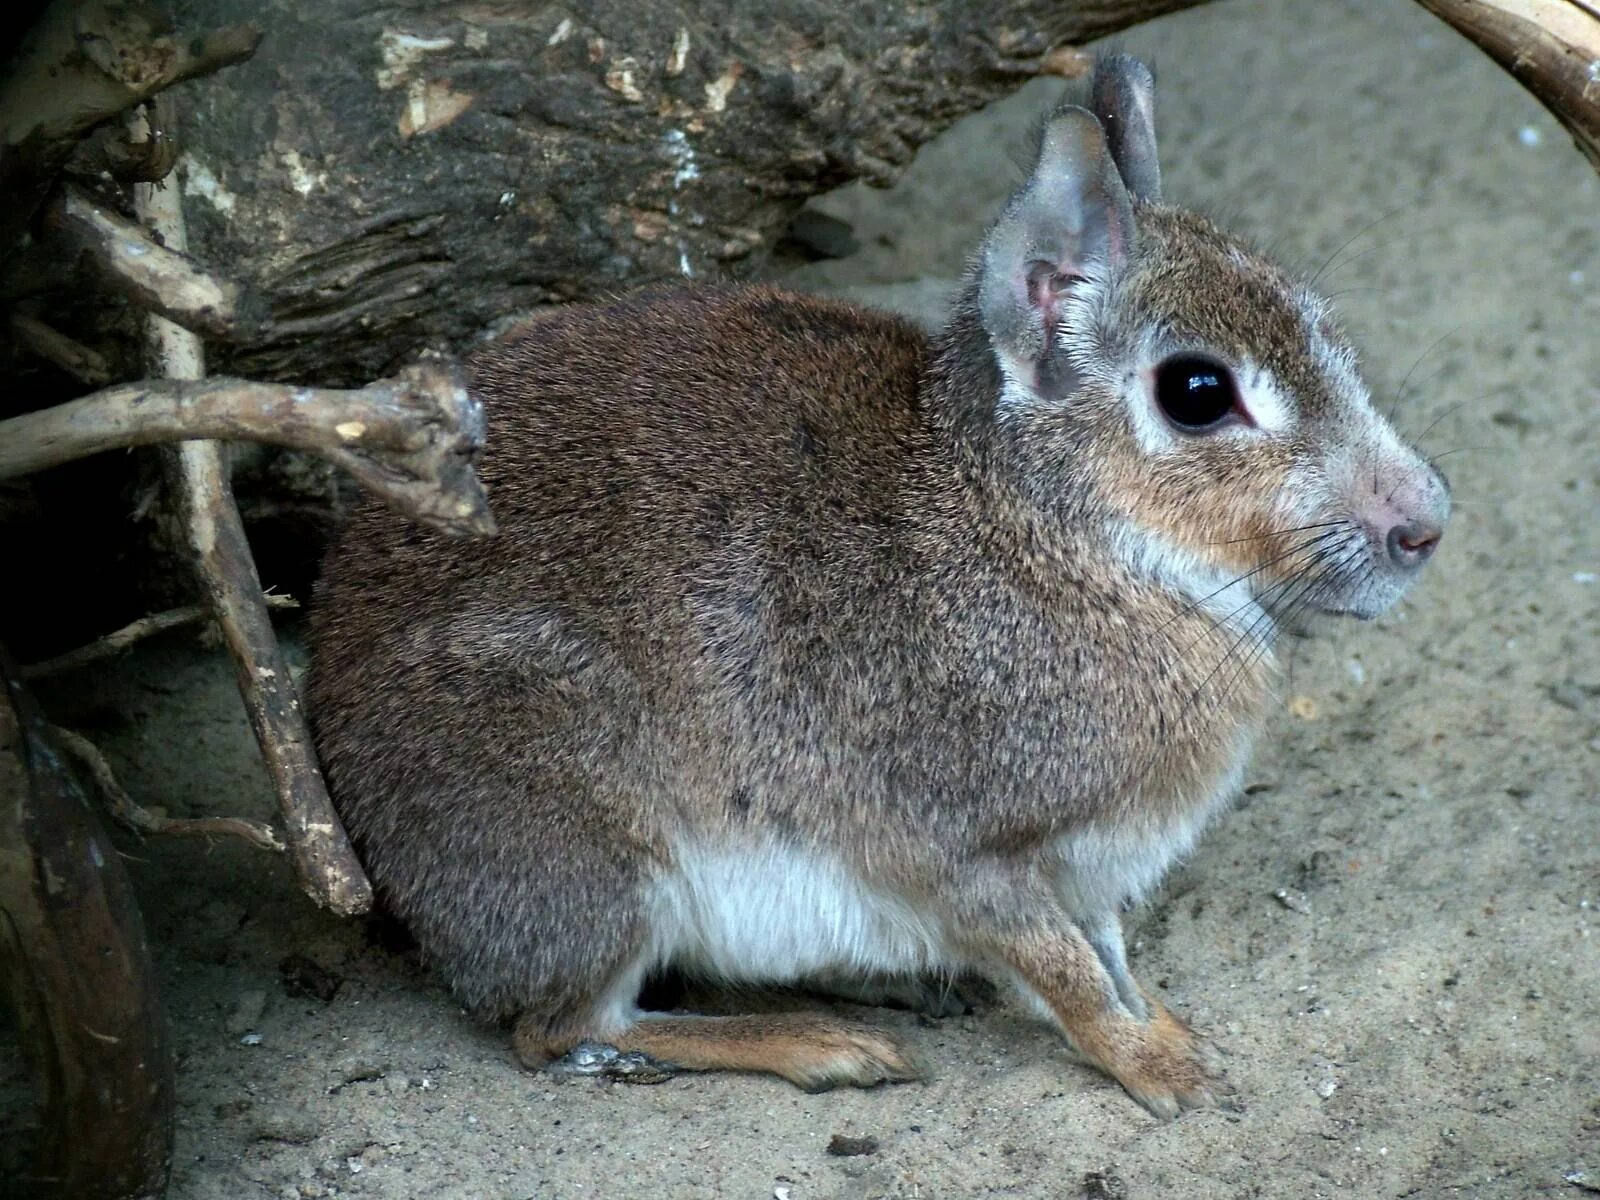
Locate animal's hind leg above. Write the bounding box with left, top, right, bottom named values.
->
left=515, top=1010, right=924, bottom=1092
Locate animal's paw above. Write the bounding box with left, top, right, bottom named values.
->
left=1111, top=1001, right=1227, bottom=1119
left=781, top=1022, right=926, bottom=1093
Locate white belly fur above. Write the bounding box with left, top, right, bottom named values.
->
left=592, top=744, right=1250, bottom=1032
left=647, top=837, right=948, bottom=985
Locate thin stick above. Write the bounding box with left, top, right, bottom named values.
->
left=134, top=167, right=372, bottom=916
left=51, top=725, right=286, bottom=853
left=19, top=594, right=298, bottom=679
left=9, top=312, right=112, bottom=386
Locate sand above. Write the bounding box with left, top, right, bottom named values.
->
left=8, top=0, right=1598, bottom=1196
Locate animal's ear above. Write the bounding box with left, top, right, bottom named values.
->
left=977, top=105, right=1134, bottom=399
left=1090, top=54, right=1161, bottom=204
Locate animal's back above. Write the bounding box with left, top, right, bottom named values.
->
left=314, top=284, right=930, bottom=638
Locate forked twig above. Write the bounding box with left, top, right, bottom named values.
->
left=0, top=368, right=493, bottom=536
left=51, top=725, right=286, bottom=852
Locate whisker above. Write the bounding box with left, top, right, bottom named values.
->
left=1178, top=548, right=1339, bottom=704
left=1386, top=324, right=1468, bottom=424
left=1209, top=535, right=1374, bottom=713
left=1384, top=445, right=1491, bottom=504
left=1209, top=544, right=1363, bottom=709
left=1205, top=520, right=1344, bottom=547
left=1308, top=207, right=1407, bottom=286
left=1159, top=529, right=1347, bottom=635
left=1406, top=387, right=1503, bottom=449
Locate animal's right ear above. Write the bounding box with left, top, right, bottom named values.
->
left=1090, top=54, right=1161, bottom=204
left=977, top=106, right=1134, bottom=401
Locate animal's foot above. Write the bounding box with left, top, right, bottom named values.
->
left=1109, top=1001, right=1227, bottom=1119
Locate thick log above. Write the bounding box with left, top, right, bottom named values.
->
left=0, top=646, right=175, bottom=1200
left=150, top=0, right=1200, bottom=384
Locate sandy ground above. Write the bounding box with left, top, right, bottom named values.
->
left=7, top=0, right=1599, bottom=1196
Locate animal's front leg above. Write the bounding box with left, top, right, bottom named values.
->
left=987, top=908, right=1220, bottom=1118
left=1079, top=911, right=1148, bottom=1019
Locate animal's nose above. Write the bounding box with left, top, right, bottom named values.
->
left=1386, top=520, right=1442, bottom=568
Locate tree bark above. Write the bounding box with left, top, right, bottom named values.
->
left=151, top=0, right=1200, bottom=384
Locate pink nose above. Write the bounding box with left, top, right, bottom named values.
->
left=1386, top=520, right=1442, bottom=568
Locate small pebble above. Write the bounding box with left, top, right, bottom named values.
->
left=1316, top=1077, right=1338, bottom=1099
left=1273, top=887, right=1312, bottom=915
left=239, top=1032, right=264, bottom=1046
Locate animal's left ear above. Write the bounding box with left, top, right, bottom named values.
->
left=976, top=106, right=1134, bottom=401
left=1090, top=54, right=1161, bottom=204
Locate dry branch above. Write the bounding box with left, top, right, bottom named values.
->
left=1414, top=0, right=1600, bottom=169
left=48, top=183, right=266, bottom=340
left=134, top=169, right=373, bottom=917
left=0, top=3, right=261, bottom=254
left=0, top=366, right=493, bottom=535
left=52, top=724, right=286, bottom=852
left=19, top=594, right=299, bottom=679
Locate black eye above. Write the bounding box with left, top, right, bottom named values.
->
left=1154, top=355, right=1239, bottom=431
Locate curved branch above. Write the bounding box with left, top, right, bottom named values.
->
left=51, top=725, right=286, bottom=852
left=1414, top=0, right=1600, bottom=170
left=20, top=595, right=299, bottom=679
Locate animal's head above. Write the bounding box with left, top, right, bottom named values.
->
left=951, top=55, right=1449, bottom=623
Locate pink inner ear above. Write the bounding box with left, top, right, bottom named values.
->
left=1026, top=261, right=1084, bottom=345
